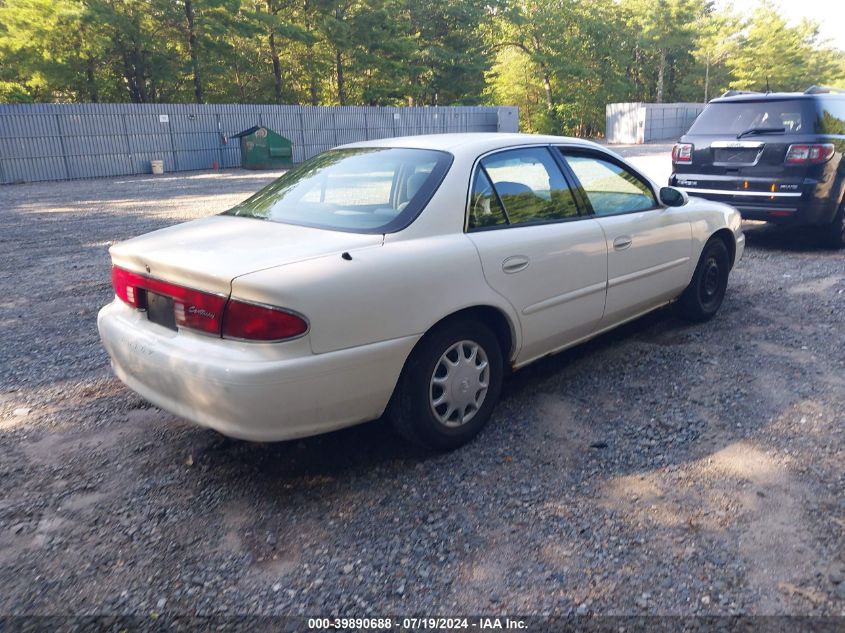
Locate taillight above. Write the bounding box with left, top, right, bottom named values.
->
left=171, top=287, right=227, bottom=335
left=111, top=266, right=307, bottom=342
left=111, top=266, right=226, bottom=335
left=785, top=143, right=835, bottom=164
left=222, top=300, right=308, bottom=341
left=112, top=266, right=146, bottom=309
left=672, top=143, right=693, bottom=164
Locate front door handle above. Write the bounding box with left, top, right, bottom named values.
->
left=613, top=236, right=633, bottom=251
left=502, top=255, right=530, bottom=274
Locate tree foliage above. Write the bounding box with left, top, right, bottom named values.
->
left=727, top=3, right=838, bottom=92
left=1, top=0, right=843, bottom=135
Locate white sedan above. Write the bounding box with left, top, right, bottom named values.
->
left=98, top=133, right=744, bottom=449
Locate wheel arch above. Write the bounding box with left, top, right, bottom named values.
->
left=399, top=305, right=518, bottom=378
left=425, top=305, right=517, bottom=365
left=710, top=227, right=736, bottom=267
left=382, top=304, right=518, bottom=426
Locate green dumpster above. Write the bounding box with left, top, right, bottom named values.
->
left=231, top=125, right=293, bottom=169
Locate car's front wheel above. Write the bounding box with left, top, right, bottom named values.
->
left=674, top=237, right=730, bottom=322
left=390, top=319, right=503, bottom=450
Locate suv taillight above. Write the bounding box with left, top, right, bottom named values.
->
left=111, top=266, right=308, bottom=341
left=785, top=143, right=835, bottom=164
left=672, top=143, right=693, bottom=164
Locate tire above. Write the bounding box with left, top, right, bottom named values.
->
left=821, top=202, right=845, bottom=249
left=674, top=237, right=730, bottom=322
left=389, top=319, right=504, bottom=451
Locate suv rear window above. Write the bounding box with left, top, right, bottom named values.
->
left=817, top=99, right=845, bottom=135
left=688, top=99, right=815, bottom=135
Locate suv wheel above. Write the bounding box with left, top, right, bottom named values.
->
left=822, top=202, right=845, bottom=249
left=674, top=237, right=730, bottom=322
left=389, top=319, right=503, bottom=451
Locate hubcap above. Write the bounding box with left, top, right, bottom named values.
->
left=701, top=257, right=720, bottom=300
left=429, top=340, right=490, bottom=428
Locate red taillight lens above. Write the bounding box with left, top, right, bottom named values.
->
left=171, top=288, right=226, bottom=335
left=672, top=143, right=693, bottom=163
left=111, top=266, right=226, bottom=335
left=222, top=300, right=308, bottom=341
left=785, top=143, right=835, bottom=164
left=112, top=266, right=146, bottom=309
left=111, top=266, right=308, bottom=342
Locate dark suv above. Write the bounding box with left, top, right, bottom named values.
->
left=669, top=87, right=845, bottom=247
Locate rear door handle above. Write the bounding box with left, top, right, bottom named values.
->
left=502, top=255, right=530, bottom=274
left=613, top=236, right=633, bottom=251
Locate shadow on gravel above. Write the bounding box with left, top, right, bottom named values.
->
left=0, top=207, right=195, bottom=250
left=502, top=308, right=672, bottom=395
left=742, top=223, right=832, bottom=253
left=176, top=308, right=680, bottom=486
left=190, top=303, right=720, bottom=486
left=192, top=418, right=431, bottom=482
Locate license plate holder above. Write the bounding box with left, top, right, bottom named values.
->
left=713, top=148, right=762, bottom=167
left=146, top=291, right=177, bottom=331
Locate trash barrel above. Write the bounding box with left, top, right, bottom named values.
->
left=150, top=160, right=164, bottom=175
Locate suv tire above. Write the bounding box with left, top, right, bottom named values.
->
left=822, top=201, right=845, bottom=249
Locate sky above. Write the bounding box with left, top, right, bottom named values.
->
left=716, top=0, right=845, bottom=51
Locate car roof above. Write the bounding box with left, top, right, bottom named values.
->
left=710, top=92, right=845, bottom=103
left=338, top=132, right=609, bottom=156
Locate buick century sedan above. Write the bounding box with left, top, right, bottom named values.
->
left=98, top=133, right=745, bottom=449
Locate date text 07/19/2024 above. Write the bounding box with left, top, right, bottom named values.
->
left=306, top=617, right=528, bottom=630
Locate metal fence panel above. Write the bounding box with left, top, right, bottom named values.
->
left=0, top=103, right=517, bottom=183
left=606, top=102, right=705, bottom=144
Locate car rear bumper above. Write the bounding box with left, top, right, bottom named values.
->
left=97, top=299, right=417, bottom=442
left=670, top=174, right=838, bottom=226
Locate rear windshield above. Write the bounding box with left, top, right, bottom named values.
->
left=224, top=147, right=452, bottom=233
left=816, top=99, right=845, bottom=134
left=688, top=99, right=815, bottom=135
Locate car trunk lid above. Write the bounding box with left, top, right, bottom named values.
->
left=109, top=215, right=383, bottom=294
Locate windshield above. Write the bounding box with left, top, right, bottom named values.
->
left=225, top=147, right=452, bottom=233
left=688, top=100, right=814, bottom=136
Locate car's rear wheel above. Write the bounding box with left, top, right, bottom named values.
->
left=821, top=202, right=845, bottom=249
left=389, top=319, right=503, bottom=450
left=674, top=237, right=730, bottom=322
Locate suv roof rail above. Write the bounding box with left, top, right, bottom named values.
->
left=804, top=85, right=845, bottom=94
left=720, top=89, right=763, bottom=98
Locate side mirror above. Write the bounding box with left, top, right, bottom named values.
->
left=659, top=186, right=689, bottom=207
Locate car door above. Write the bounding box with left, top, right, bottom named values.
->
left=557, top=148, right=692, bottom=326
left=466, top=146, right=608, bottom=365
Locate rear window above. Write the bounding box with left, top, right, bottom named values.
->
left=688, top=99, right=815, bottom=135
left=816, top=99, right=845, bottom=135
left=224, top=147, right=452, bottom=233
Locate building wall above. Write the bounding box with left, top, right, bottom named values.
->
left=605, top=102, right=705, bottom=144
left=0, top=103, right=519, bottom=184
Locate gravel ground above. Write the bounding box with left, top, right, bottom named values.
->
left=0, top=158, right=844, bottom=619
